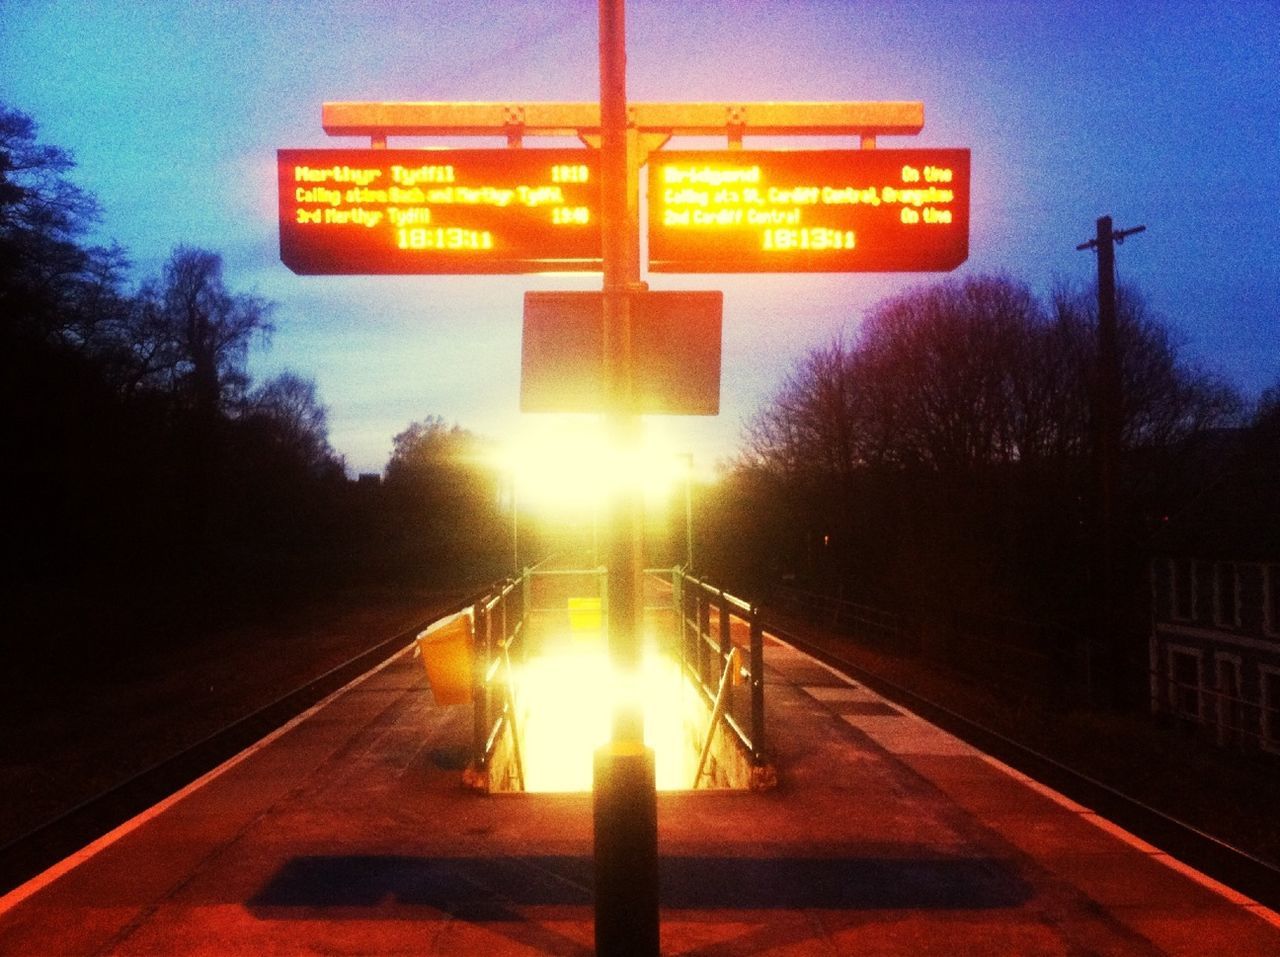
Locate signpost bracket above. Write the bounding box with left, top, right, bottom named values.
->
left=322, top=101, right=925, bottom=141
left=638, top=133, right=672, bottom=165
left=503, top=105, right=525, bottom=147
left=726, top=105, right=746, bottom=150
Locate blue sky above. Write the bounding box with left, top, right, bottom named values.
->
left=3, top=1, right=1277, bottom=475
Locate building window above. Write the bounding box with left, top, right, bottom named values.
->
left=1170, top=558, right=1196, bottom=621
left=1214, top=654, right=1244, bottom=748
left=1261, top=667, right=1280, bottom=753
left=1168, top=646, right=1203, bottom=722
left=1265, top=565, right=1280, bottom=638
left=1212, top=562, right=1240, bottom=629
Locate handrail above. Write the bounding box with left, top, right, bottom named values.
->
left=525, top=566, right=606, bottom=578
left=501, top=641, right=525, bottom=790
left=465, top=575, right=527, bottom=789
left=685, top=574, right=754, bottom=615
left=692, top=647, right=739, bottom=788
left=455, top=565, right=773, bottom=790
left=481, top=576, right=521, bottom=614
left=674, top=569, right=768, bottom=776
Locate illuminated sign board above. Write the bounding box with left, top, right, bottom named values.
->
left=522, top=291, right=722, bottom=415
left=278, top=149, right=601, bottom=274
left=648, top=148, right=969, bottom=273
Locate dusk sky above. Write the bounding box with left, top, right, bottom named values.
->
left=3, top=0, right=1277, bottom=477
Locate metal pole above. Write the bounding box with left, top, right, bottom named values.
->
left=600, top=0, right=640, bottom=733
left=511, top=472, right=519, bottom=575
left=593, top=0, right=659, bottom=953
left=680, top=452, right=693, bottom=571
left=472, top=601, right=489, bottom=776
left=749, top=608, right=765, bottom=765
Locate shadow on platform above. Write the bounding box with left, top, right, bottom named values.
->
left=247, top=853, right=1029, bottom=918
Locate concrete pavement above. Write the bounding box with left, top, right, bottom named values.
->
left=1, top=633, right=1277, bottom=955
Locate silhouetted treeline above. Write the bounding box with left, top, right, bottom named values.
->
left=702, top=273, right=1271, bottom=703
left=379, top=416, right=509, bottom=583
left=1, top=105, right=506, bottom=663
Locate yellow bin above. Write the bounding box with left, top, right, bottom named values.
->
left=416, top=611, right=474, bottom=705
left=568, top=596, right=602, bottom=634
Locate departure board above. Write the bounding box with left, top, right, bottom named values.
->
left=648, top=149, right=969, bottom=273
left=278, top=148, right=602, bottom=274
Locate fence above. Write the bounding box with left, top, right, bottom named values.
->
left=772, top=585, right=907, bottom=649
left=1153, top=661, right=1280, bottom=755
left=426, top=564, right=772, bottom=789
left=772, top=584, right=1098, bottom=706
left=672, top=571, right=767, bottom=772
left=467, top=576, right=525, bottom=788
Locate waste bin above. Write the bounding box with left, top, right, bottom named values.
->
left=416, top=611, right=474, bottom=705
left=568, top=596, right=603, bottom=635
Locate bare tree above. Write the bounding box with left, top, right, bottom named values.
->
left=1051, top=282, right=1241, bottom=453
left=746, top=336, right=865, bottom=484
left=0, top=103, right=110, bottom=339
left=730, top=273, right=1243, bottom=630
left=0, top=105, right=98, bottom=259
left=1256, top=379, right=1280, bottom=438
left=856, top=274, right=1046, bottom=475
left=137, top=246, right=272, bottom=417
left=243, top=371, right=341, bottom=476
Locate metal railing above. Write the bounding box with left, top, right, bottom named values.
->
left=468, top=576, right=526, bottom=787
left=1152, top=666, right=1280, bottom=754
left=447, top=564, right=774, bottom=789
left=773, top=584, right=1098, bottom=706
left=673, top=570, right=767, bottom=773
left=773, top=585, right=905, bottom=647
left=772, top=585, right=1280, bottom=758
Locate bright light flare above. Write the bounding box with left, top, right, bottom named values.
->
left=515, top=642, right=694, bottom=792
left=499, top=418, right=693, bottom=520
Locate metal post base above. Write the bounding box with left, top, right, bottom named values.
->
left=593, top=741, right=659, bottom=956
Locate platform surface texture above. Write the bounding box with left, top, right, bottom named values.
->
left=2, top=636, right=1277, bottom=955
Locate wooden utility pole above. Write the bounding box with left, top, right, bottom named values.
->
left=1077, top=215, right=1144, bottom=701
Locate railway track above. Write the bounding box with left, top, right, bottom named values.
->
left=0, top=591, right=480, bottom=898
left=768, top=619, right=1280, bottom=913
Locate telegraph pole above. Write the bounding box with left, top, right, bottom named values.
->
left=1077, top=215, right=1144, bottom=702
left=592, top=1, right=659, bottom=954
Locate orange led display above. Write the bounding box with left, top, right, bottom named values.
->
left=278, top=149, right=601, bottom=274
left=648, top=149, right=969, bottom=273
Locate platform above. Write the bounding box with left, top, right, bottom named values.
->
left=2, top=632, right=1277, bottom=955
